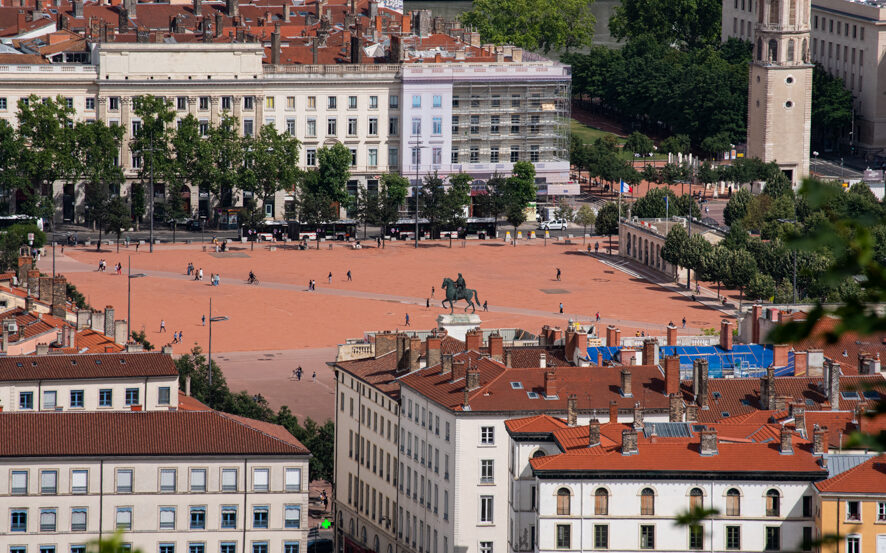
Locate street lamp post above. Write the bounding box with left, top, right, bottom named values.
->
left=207, top=297, right=229, bottom=406
left=127, top=256, right=146, bottom=340
left=812, top=151, right=819, bottom=176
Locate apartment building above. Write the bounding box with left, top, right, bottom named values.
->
left=0, top=352, right=180, bottom=412
left=722, top=0, right=886, bottom=155
left=814, top=455, right=886, bottom=553
left=0, top=410, right=311, bottom=553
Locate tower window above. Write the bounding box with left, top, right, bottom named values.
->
left=785, top=100, right=794, bottom=108
left=785, top=76, right=794, bottom=84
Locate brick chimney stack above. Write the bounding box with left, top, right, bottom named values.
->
left=720, top=319, right=733, bottom=351
left=621, top=428, right=638, bottom=455
left=632, top=401, right=643, bottom=429
left=487, top=332, right=503, bottom=361
left=693, top=358, right=709, bottom=409
left=103, top=306, right=115, bottom=338
left=374, top=331, right=396, bottom=357
left=642, top=338, right=657, bottom=366
left=504, top=349, right=512, bottom=368
left=567, top=394, right=577, bottom=426
left=620, top=369, right=632, bottom=398
left=226, top=0, right=238, bottom=19
left=669, top=394, right=684, bottom=422
left=466, top=367, right=480, bottom=391
left=425, top=335, right=442, bottom=368
left=609, top=400, right=618, bottom=423
left=751, top=304, right=763, bottom=344
left=789, top=403, right=807, bottom=438
left=409, top=336, right=421, bottom=372
left=215, top=12, right=223, bottom=37
left=440, top=353, right=453, bottom=374
left=760, top=366, right=777, bottom=410
left=794, top=350, right=808, bottom=376
left=699, top=428, right=718, bottom=456
left=193, top=0, right=202, bottom=17
left=451, top=360, right=466, bottom=382
left=72, top=0, right=83, bottom=17
left=686, top=404, right=699, bottom=422
left=779, top=425, right=794, bottom=455
left=812, top=424, right=828, bottom=455
left=667, top=323, right=678, bottom=346
left=665, top=355, right=680, bottom=396
left=588, top=419, right=601, bottom=447
left=605, top=325, right=617, bottom=347
left=539, top=352, right=547, bottom=369
left=395, top=333, right=409, bottom=372
left=465, top=328, right=482, bottom=352
left=52, top=276, right=66, bottom=317
left=826, top=360, right=841, bottom=411
left=118, top=7, right=129, bottom=32
left=271, top=22, right=281, bottom=65
left=543, top=370, right=558, bottom=397
left=773, top=343, right=789, bottom=367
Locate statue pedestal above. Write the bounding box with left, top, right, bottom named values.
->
left=437, top=313, right=482, bottom=341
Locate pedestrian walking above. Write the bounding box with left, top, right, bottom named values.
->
left=312, top=371, right=317, bottom=382
left=595, top=312, right=600, bottom=322
left=135, top=242, right=140, bottom=252
left=431, top=286, right=435, bottom=297
left=377, top=237, right=381, bottom=248
left=160, top=320, right=167, bottom=333
left=347, top=270, right=352, bottom=281
left=682, top=316, right=686, bottom=329
left=559, top=303, right=563, bottom=314
left=595, top=242, right=599, bottom=254
left=202, top=314, right=206, bottom=326
left=296, top=366, right=302, bottom=381
left=178, top=330, right=183, bottom=343
left=556, top=268, right=561, bottom=281
left=426, top=298, right=430, bottom=309
left=328, top=272, right=332, bottom=284
left=483, top=300, right=488, bottom=311
left=405, top=313, right=411, bottom=326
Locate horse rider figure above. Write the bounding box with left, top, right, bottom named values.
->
left=455, top=273, right=466, bottom=297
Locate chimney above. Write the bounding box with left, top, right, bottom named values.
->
left=692, top=358, right=709, bottom=409
left=185, top=375, right=192, bottom=397
left=36, top=342, right=50, bottom=355
left=567, top=394, right=577, bottom=426
left=425, top=336, right=442, bottom=368
left=667, top=323, right=678, bottom=346
left=720, top=319, right=733, bottom=351
left=614, top=328, right=621, bottom=346
left=686, top=404, right=699, bottom=422
left=312, top=37, right=319, bottom=64
left=463, top=386, right=470, bottom=409
left=72, top=0, right=83, bottom=17
left=620, top=369, right=632, bottom=397
left=226, top=0, right=238, bottom=18
left=794, top=351, right=808, bottom=376
left=193, top=0, right=202, bottom=16
left=271, top=23, right=281, bottom=65
left=408, top=336, right=421, bottom=372
left=774, top=394, right=789, bottom=412
left=773, top=343, right=789, bottom=367
left=632, top=401, right=643, bottom=429
left=543, top=370, right=558, bottom=397
left=466, top=368, right=480, bottom=391
left=123, top=0, right=136, bottom=16
left=118, top=7, right=129, bottom=32
left=564, top=327, right=576, bottom=361
left=779, top=425, right=794, bottom=455
left=440, top=353, right=453, bottom=375
left=588, top=419, right=601, bottom=446
left=39, top=276, right=52, bottom=302
left=642, top=339, right=657, bottom=366
left=170, top=15, right=181, bottom=33
left=539, top=352, right=547, bottom=369
left=760, top=367, right=777, bottom=410
left=401, top=12, right=410, bottom=33
left=52, top=276, right=66, bottom=317
left=349, top=0, right=356, bottom=14
left=465, top=329, right=482, bottom=352
left=664, top=355, right=680, bottom=396
left=609, top=400, right=618, bottom=423
left=76, top=309, right=90, bottom=331
left=790, top=403, right=806, bottom=438
left=504, top=349, right=513, bottom=368
left=395, top=333, right=409, bottom=371
left=573, top=328, right=588, bottom=363
left=452, top=360, right=466, bottom=382
left=605, top=325, right=617, bottom=347
left=114, top=320, right=127, bottom=345
left=488, top=333, right=503, bottom=361
left=699, top=428, right=718, bottom=455
left=812, top=424, right=827, bottom=455
left=26, top=269, right=40, bottom=298
left=669, top=394, right=684, bottom=422
left=284, top=4, right=291, bottom=21
left=751, top=304, right=763, bottom=344
left=24, top=295, right=34, bottom=313
left=91, top=310, right=104, bottom=333
left=214, top=12, right=223, bottom=36
left=161, top=345, right=172, bottom=354
left=17, top=256, right=32, bottom=287
left=826, top=360, right=840, bottom=411
left=202, top=21, right=212, bottom=42
left=621, top=428, right=638, bottom=455
left=103, top=306, right=115, bottom=338
left=596, top=350, right=603, bottom=366
left=2, top=328, right=7, bottom=353
left=125, top=342, right=143, bottom=353
left=375, top=332, right=397, bottom=357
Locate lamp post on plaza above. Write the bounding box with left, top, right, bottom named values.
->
left=812, top=151, right=819, bottom=176
left=127, top=256, right=146, bottom=340
left=207, top=297, right=229, bottom=406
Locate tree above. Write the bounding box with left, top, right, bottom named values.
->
left=595, top=202, right=620, bottom=252
left=0, top=119, right=26, bottom=214
left=105, top=196, right=130, bottom=253
left=445, top=172, right=472, bottom=247
left=699, top=132, right=732, bottom=159
left=314, top=143, right=351, bottom=206
left=609, top=0, right=722, bottom=49
left=697, top=162, right=719, bottom=187
left=372, top=173, right=408, bottom=248
left=209, top=114, right=245, bottom=221
left=555, top=199, right=574, bottom=223
left=661, top=224, right=689, bottom=282
left=474, top=173, right=508, bottom=237
left=764, top=171, right=793, bottom=199
left=811, top=63, right=853, bottom=150
left=502, top=162, right=537, bottom=244
left=698, top=245, right=731, bottom=298
left=76, top=119, right=125, bottom=250
left=658, top=134, right=691, bottom=155
left=83, top=182, right=109, bottom=251
left=0, top=223, right=45, bottom=271
left=723, top=248, right=758, bottom=304
left=172, top=115, right=215, bottom=223
left=723, top=187, right=752, bottom=226
left=419, top=172, right=449, bottom=240
left=130, top=182, right=146, bottom=230
left=745, top=271, right=777, bottom=301
left=686, top=233, right=713, bottom=288
left=569, top=136, right=591, bottom=185
left=460, top=0, right=596, bottom=53
left=239, top=124, right=301, bottom=218
left=624, top=132, right=654, bottom=157
left=574, top=205, right=597, bottom=242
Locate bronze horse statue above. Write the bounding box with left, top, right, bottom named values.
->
left=441, top=277, right=481, bottom=314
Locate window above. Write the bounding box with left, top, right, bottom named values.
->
left=530, top=145, right=540, bottom=163
left=846, top=536, right=860, bottom=553
left=451, top=115, right=459, bottom=134
left=369, top=148, right=378, bottom=167
left=190, top=507, right=206, bottom=529
left=19, top=391, right=33, bottom=409
left=510, top=146, right=519, bottom=163
left=284, top=544, right=299, bottom=553
left=306, top=149, right=317, bottom=166
left=244, top=96, right=254, bottom=110
left=349, top=148, right=357, bottom=166
left=176, top=97, right=187, bottom=110
left=433, top=95, right=442, bottom=108
left=479, top=544, right=492, bottom=553
left=470, top=115, right=479, bottom=134
left=689, top=525, right=703, bottom=550
left=243, top=119, right=254, bottom=137
left=726, top=526, right=740, bottom=550
left=641, top=488, right=655, bottom=515
left=327, top=118, right=337, bottom=136
left=640, top=525, right=655, bottom=549
left=189, top=469, right=206, bottom=492
left=411, top=118, right=421, bottom=136
left=109, top=97, right=120, bottom=110
left=199, top=121, right=209, bottom=137
left=556, top=524, right=571, bottom=549
left=327, top=96, right=337, bottom=109
left=595, top=488, right=609, bottom=515
left=65, top=507, right=86, bottom=531
left=766, top=489, right=780, bottom=517
left=71, top=470, right=87, bottom=494
left=511, top=114, right=520, bottom=133
left=490, top=115, right=500, bottom=134
left=284, top=468, right=301, bottom=491
left=85, top=97, right=95, bottom=111
left=285, top=505, right=301, bottom=528
left=480, top=496, right=493, bottom=523
left=125, top=388, right=139, bottom=406
left=43, top=390, right=57, bottom=410
left=266, top=97, right=275, bottom=109
left=846, top=500, right=861, bottom=521
left=11, top=470, right=27, bottom=494
left=390, top=95, right=399, bottom=108
left=689, top=488, right=704, bottom=509
left=99, top=389, right=112, bottom=407
left=369, top=95, right=378, bottom=109
left=412, top=95, right=421, bottom=108
left=557, top=488, right=571, bottom=515
left=221, top=545, right=236, bottom=553
left=726, top=488, right=740, bottom=516
left=480, top=426, right=494, bottom=444
left=11, top=509, right=27, bottom=531
left=158, top=387, right=171, bottom=405
left=802, top=527, right=813, bottom=551
left=189, top=545, right=204, bottom=553
left=348, top=117, right=357, bottom=135
left=116, top=507, right=132, bottom=530
left=593, top=524, right=608, bottom=549
left=470, top=146, right=479, bottom=163
left=368, top=117, right=378, bottom=135
left=41, top=470, right=57, bottom=494
left=160, top=469, right=176, bottom=492
left=253, top=506, right=269, bottom=528
left=159, top=546, right=174, bottom=553
left=72, top=547, right=86, bottom=553
left=489, top=147, right=499, bottom=163
left=306, top=96, right=316, bottom=109
left=116, top=469, right=133, bottom=493
left=159, top=507, right=176, bottom=529
left=285, top=119, right=295, bottom=136
left=10, top=548, right=25, bottom=553
left=389, top=147, right=398, bottom=166
left=878, top=501, right=886, bottom=521
left=252, top=469, right=269, bottom=491
left=221, top=506, right=237, bottom=529
left=431, top=117, right=442, bottom=135
left=198, top=96, right=209, bottom=110
left=765, top=527, right=780, bottom=551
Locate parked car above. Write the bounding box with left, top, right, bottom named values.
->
left=538, top=219, right=570, bottom=231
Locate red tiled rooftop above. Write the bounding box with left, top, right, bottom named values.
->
left=72, top=328, right=124, bottom=353
left=504, top=414, right=568, bottom=434
left=815, top=455, right=886, bottom=493
left=0, top=352, right=177, bottom=381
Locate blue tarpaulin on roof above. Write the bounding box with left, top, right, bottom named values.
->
left=587, top=344, right=795, bottom=377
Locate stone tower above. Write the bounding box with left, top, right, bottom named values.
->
left=746, top=0, right=812, bottom=185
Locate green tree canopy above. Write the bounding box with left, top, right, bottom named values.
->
left=461, top=0, right=596, bottom=53
left=624, top=131, right=654, bottom=156
left=811, top=63, right=853, bottom=149
left=595, top=202, right=620, bottom=236
left=609, top=0, right=722, bottom=49
left=574, top=204, right=597, bottom=240
left=723, top=187, right=752, bottom=226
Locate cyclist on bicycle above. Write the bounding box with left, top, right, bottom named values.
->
left=248, top=270, right=256, bottom=284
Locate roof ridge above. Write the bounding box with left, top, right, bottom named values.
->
left=213, top=410, right=307, bottom=451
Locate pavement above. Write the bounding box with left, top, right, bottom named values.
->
left=39, top=236, right=732, bottom=423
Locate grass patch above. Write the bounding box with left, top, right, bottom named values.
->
left=569, top=120, right=668, bottom=162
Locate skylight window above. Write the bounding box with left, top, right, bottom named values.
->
left=510, top=382, right=523, bottom=390
left=544, top=394, right=559, bottom=401
left=863, top=390, right=881, bottom=400
left=721, top=411, right=730, bottom=417
left=526, top=392, right=539, bottom=399
left=841, top=391, right=860, bottom=400
left=712, top=392, right=722, bottom=399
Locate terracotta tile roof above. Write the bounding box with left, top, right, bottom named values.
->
left=504, top=414, right=568, bottom=434
left=0, top=352, right=177, bottom=381
left=71, top=328, right=124, bottom=353
left=440, top=335, right=465, bottom=354
left=782, top=314, right=886, bottom=374
left=177, top=391, right=210, bottom=411
left=815, top=455, right=886, bottom=493
left=334, top=350, right=402, bottom=400
left=505, top=347, right=571, bottom=368
left=0, top=410, right=309, bottom=456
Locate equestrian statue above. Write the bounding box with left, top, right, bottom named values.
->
left=441, top=273, right=481, bottom=314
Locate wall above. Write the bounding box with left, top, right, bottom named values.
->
left=0, top=375, right=180, bottom=412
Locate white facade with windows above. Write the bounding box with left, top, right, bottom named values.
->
left=0, top=375, right=180, bottom=412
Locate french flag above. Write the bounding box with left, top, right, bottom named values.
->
left=620, top=180, right=633, bottom=194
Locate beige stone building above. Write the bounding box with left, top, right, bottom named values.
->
left=618, top=217, right=724, bottom=282
left=745, top=0, right=813, bottom=184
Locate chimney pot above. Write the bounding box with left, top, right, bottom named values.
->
left=632, top=401, right=643, bottom=429
left=669, top=394, right=684, bottom=422
left=621, top=428, right=638, bottom=455
left=566, top=394, right=577, bottom=426
left=699, top=428, right=718, bottom=455
left=544, top=370, right=558, bottom=397
left=609, top=400, right=618, bottom=424
left=440, top=353, right=453, bottom=374
left=812, top=424, right=828, bottom=455
left=588, top=419, right=601, bottom=447
left=667, top=323, right=678, bottom=346
left=466, top=368, right=480, bottom=391
left=465, top=329, right=482, bottom=352
left=621, top=368, right=632, bottom=397
left=779, top=425, right=794, bottom=455
left=488, top=333, right=503, bottom=361
left=720, top=320, right=733, bottom=351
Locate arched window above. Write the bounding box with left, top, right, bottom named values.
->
left=641, top=488, right=655, bottom=516
left=789, top=0, right=796, bottom=23
left=627, top=233, right=632, bottom=255
left=802, top=39, right=808, bottom=62
left=595, top=488, right=609, bottom=515
left=787, top=39, right=795, bottom=61
left=557, top=487, right=572, bottom=515
left=768, top=0, right=779, bottom=24
left=387, top=546, right=393, bottom=553
left=373, top=535, right=380, bottom=553
left=726, top=488, right=741, bottom=516
left=361, top=526, right=368, bottom=544
left=769, top=39, right=778, bottom=62
left=349, top=518, right=355, bottom=536
left=766, top=489, right=781, bottom=516
left=757, top=38, right=764, bottom=60
left=532, top=450, right=547, bottom=459
left=690, top=488, right=704, bottom=509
